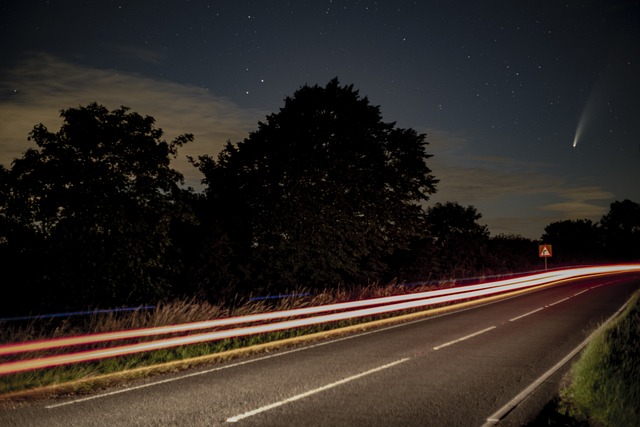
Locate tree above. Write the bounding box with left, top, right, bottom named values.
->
left=1, top=165, right=49, bottom=315
left=424, top=202, right=489, bottom=278
left=195, top=78, right=438, bottom=293
left=540, top=219, right=601, bottom=264
left=1, top=103, right=194, bottom=313
left=599, top=199, right=640, bottom=261
left=486, top=233, right=538, bottom=274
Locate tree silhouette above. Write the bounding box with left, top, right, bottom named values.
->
left=1, top=103, right=194, bottom=313
left=196, top=78, right=438, bottom=292
left=424, top=202, right=489, bottom=278
left=486, top=233, right=538, bottom=274
left=540, top=219, right=601, bottom=264
left=599, top=199, right=640, bottom=260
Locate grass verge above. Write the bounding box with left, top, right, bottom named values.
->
left=532, top=290, right=640, bottom=426
left=0, top=274, right=562, bottom=402
left=1, top=281, right=460, bottom=400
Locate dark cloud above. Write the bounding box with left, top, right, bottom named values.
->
left=0, top=54, right=265, bottom=187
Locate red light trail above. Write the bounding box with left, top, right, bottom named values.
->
left=1, top=265, right=638, bottom=375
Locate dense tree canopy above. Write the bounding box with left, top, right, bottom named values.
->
left=196, top=79, right=438, bottom=292
left=540, top=219, right=601, bottom=263
left=599, top=199, right=640, bottom=260
left=2, top=85, right=638, bottom=317
left=424, top=202, right=490, bottom=278
left=537, top=200, right=640, bottom=264
left=486, top=234, right=539, bottom=274
left=0, top=103, right=194, bottom=313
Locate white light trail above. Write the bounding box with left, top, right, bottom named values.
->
left=1, top=265, right=638, bottom=375
left=0, top=270, right=570, bottom=356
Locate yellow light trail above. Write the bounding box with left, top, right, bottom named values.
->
left=0, top=270, right=570, bottom=356
left=1, top=265, right=638, bottom=376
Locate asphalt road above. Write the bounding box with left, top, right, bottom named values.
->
left=2, top=272, right=639, bottom=427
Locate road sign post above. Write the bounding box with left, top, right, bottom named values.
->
left=539, top=244, right=552, bottom=270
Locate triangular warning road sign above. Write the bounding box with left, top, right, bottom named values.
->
left=539, top=244, right=552, bottom=257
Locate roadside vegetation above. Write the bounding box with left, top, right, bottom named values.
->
left=560, top=289, right=640, bottom=426
left=528, top=290, right=640, bottom=426
left=0, top=281, right=456, bottom=397
left=2, top=80, right=639, bottom=319
left=1, top=78, right=639, bottom=402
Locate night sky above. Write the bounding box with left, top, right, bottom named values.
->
left=1, top=0, right=639, bottom=239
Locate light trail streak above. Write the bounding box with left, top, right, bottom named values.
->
left=1, top=265, right=638, bottom=375
left=0, top=270, right=570, bottom=356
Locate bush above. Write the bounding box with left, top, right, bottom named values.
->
left=562, top=291, right=640, bottom=426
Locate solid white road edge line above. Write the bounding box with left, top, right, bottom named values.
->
left=432, top=326, right=496, bottom=350
left=225, top=358, right=411, bottom=423
left=480, top=294, right=635, bottom=427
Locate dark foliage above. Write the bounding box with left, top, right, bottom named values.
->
left=599, top=199, right=640, bottom=261
left=0, top=103, right=194, bottom=314
left=486, top=233, right=540, bottom=274
left=539, top=200, right=640, bottom=264
left=194, top=78, right=438, bottom=294
left=1, top=84, right=638, bottom=316
left=541, top=219, right=601, bottom=264
left=424, top=202, right=490, bottom=278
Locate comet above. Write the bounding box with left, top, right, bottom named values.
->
left=572, top=98, right=593, bottom=148
left=572, top=122, right=583, bottom=147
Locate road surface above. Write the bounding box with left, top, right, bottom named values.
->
left=2, top=272, right=639, bottom=426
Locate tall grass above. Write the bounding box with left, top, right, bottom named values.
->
left=0, top=281, right=451, bottom=397
left=560, top=290, right=640, bottom=426
left=1, top=281, right=451, bottom=343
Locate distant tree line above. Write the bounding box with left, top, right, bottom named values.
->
left=540, top=200, right=640, bottom=265
left=1, top=79, right=638, bottom=316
